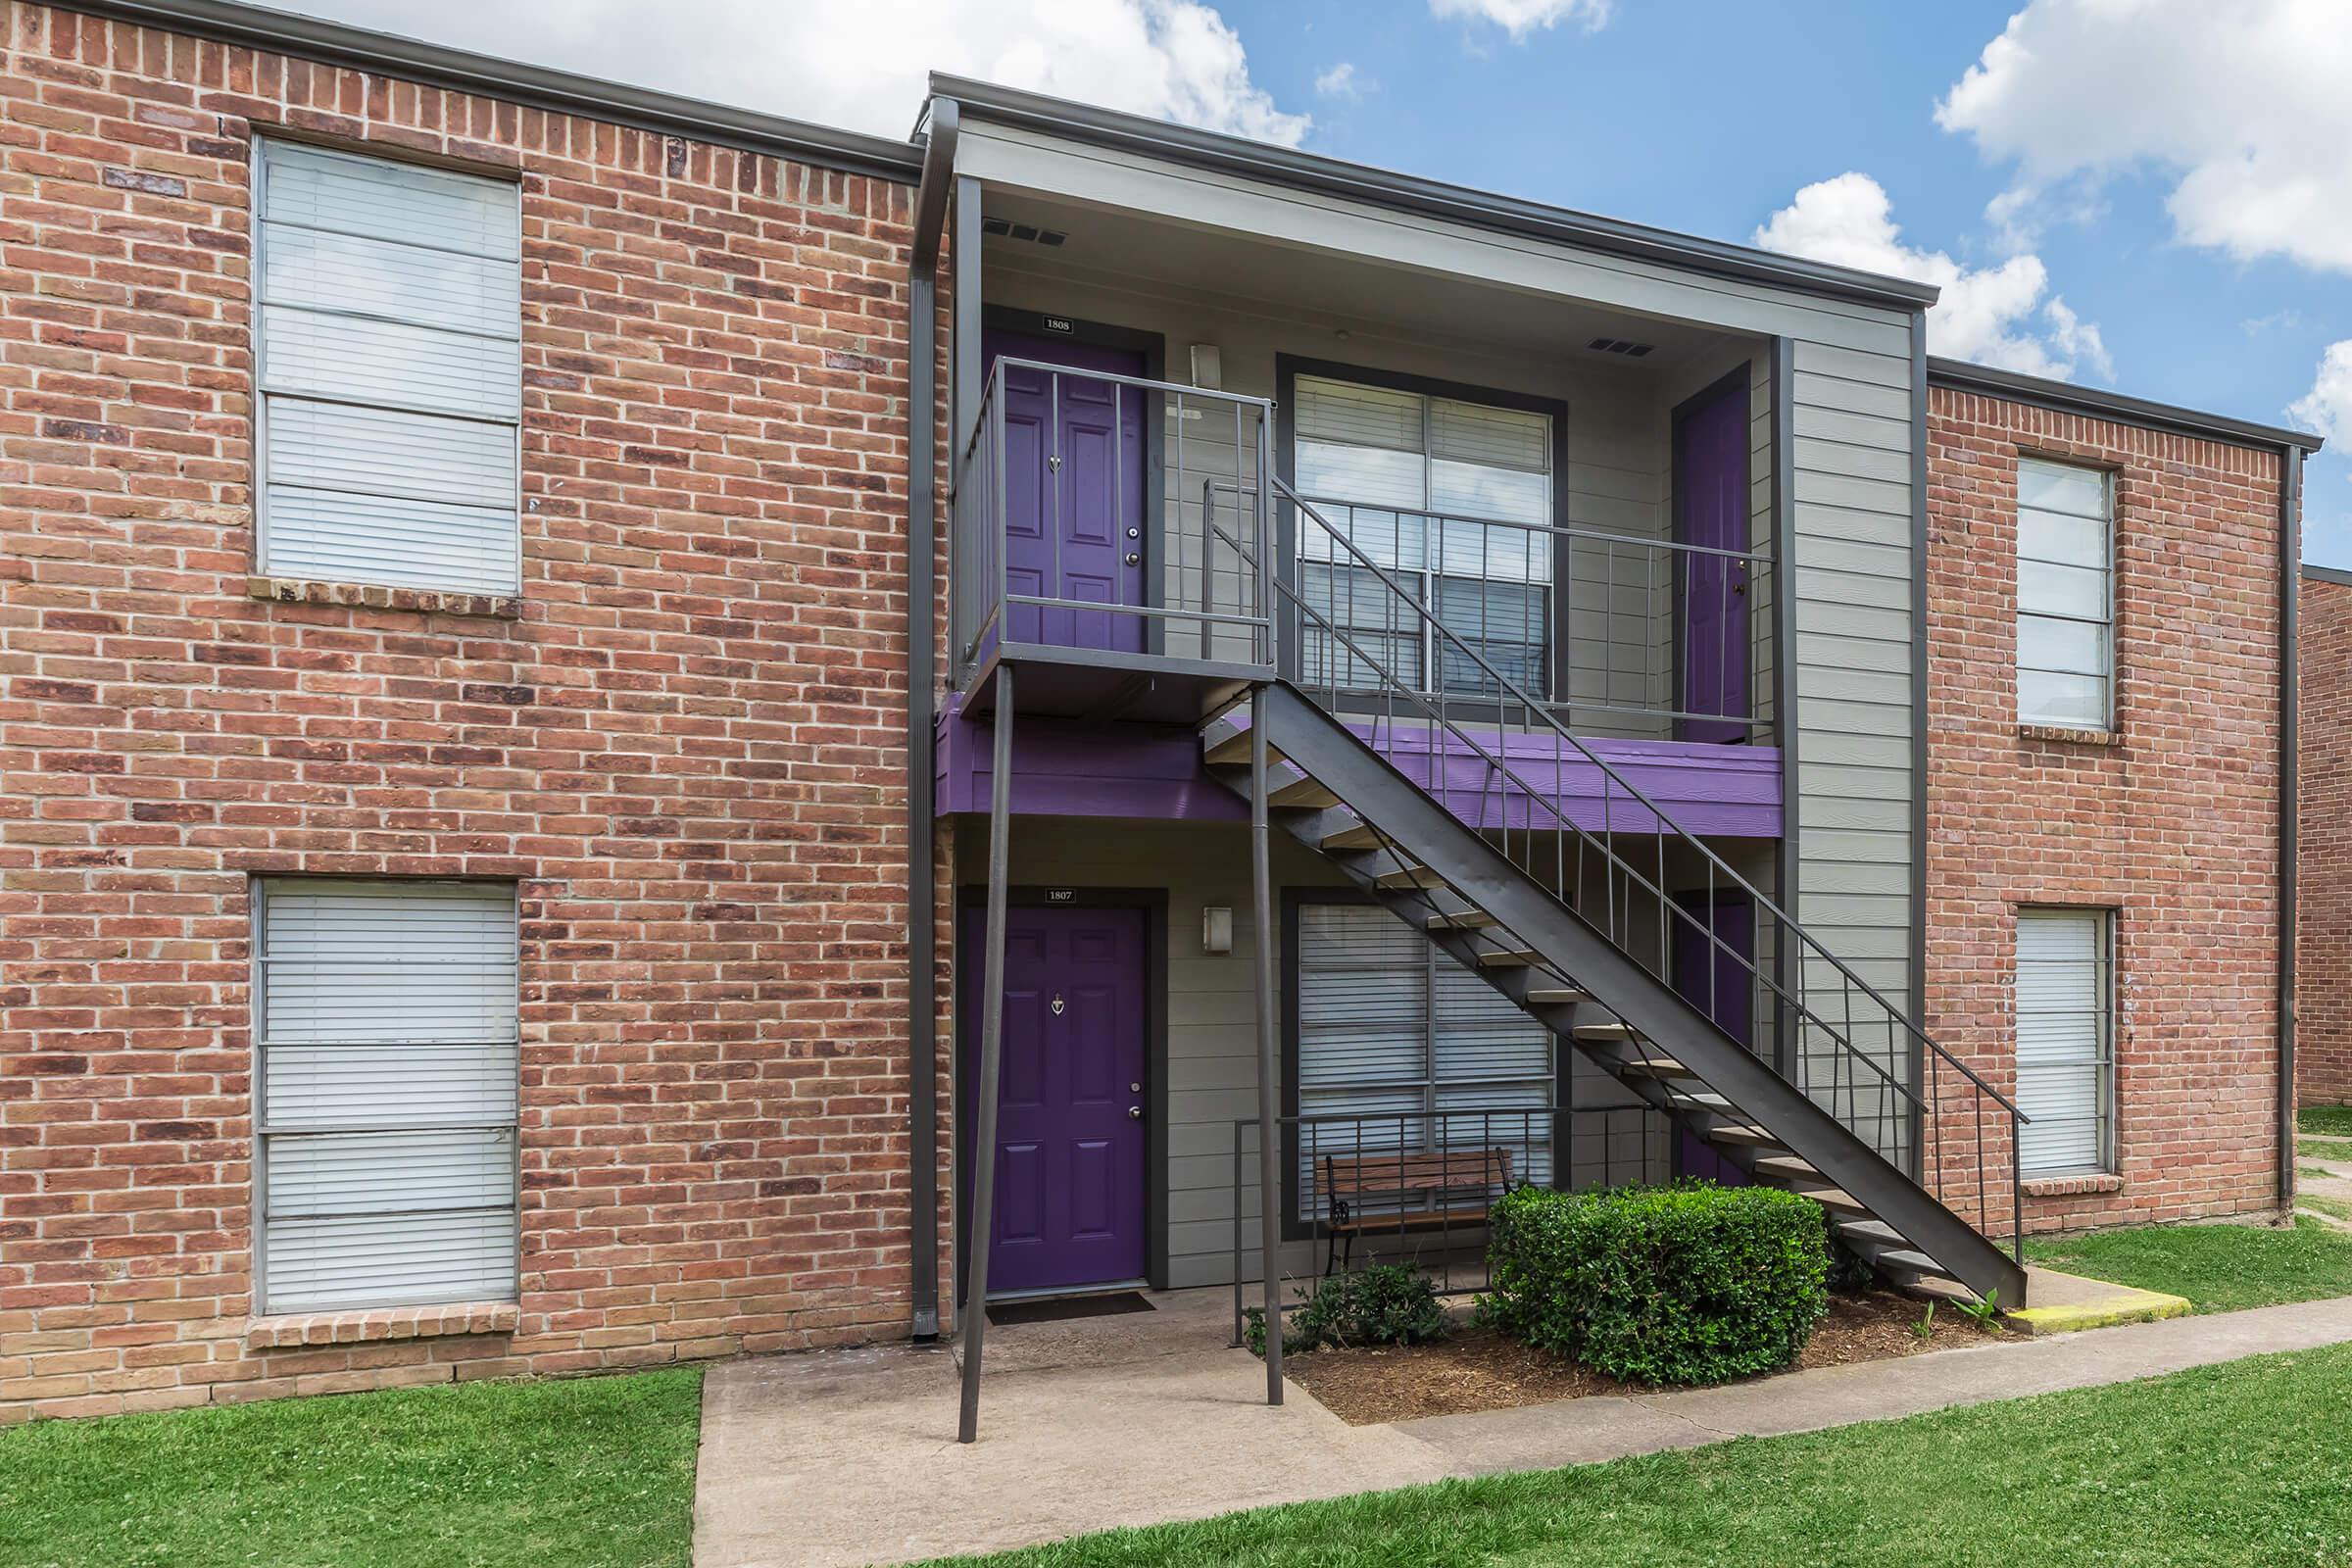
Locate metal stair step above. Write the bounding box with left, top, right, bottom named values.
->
left=1751, top=1153, right=1822, bottom=1182
left=1705, top=1123, right=1784, bottom=1150
left=1524, top=986, right=1589, bottom=1006
left=1572, top=1021, right=1638, bottom=1044
left=1788, top=1185, right=1871, bottom=1216
left=1200, top=729, right=1280, bottom=767
left=1425, top=909, right=1497, bottom=932
left=1372, top=864, right=1446, bottom=891
left=1618, top=1055, right=1699, bottom=1081
left=1477, top=947, right=1543, bottom=969
left=1319, top=822, right=1385, bottom=852
left=1869, top=1248, right=1956, bottom=1281
left=1268, top=774, right=1340, bottom=809
left=1835, top=1218, right=1908, bottom=1247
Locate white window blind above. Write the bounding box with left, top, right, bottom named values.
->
left=2014, top=908, right=2113, bottom=1177
left=256, top=141, right=522, bottom=595
left=2017, top=459, right=2112, bottom=729
left=1296, top=903, right=1554, bottom=1220
left=256, top=879, right=519, bottom=1313
left=1294, top=375, right=1553, bottom=699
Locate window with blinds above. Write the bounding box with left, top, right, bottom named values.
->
left=1293, top=375, right=1553, bottom=699
left=2014, top=907, right=2114, bottom=1176
left=2016, top=459, right=2113, bottom=729
left=255, top=140, right=522, bottom=595
left=255, top=879, right=520, bottom=1314
left=1295, top=902, right=1554, bottom=1220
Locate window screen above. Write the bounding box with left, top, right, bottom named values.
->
left=1295, top=902, right=1554, bottom=1221
left=2016, top=459, right=2112, bottom=729
left=256, top=141, right=522, bottom=594
left=1294, top=375, right=1553, bottom=699
left=256, top=879, right=519, bottom=1313
left=2014, top=907, right=2113, bottom=1176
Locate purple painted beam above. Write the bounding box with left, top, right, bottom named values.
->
left=935, top=696, right=1781, bottom=838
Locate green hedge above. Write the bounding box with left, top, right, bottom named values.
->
left=1480, top=1180, right=1831, bottom=1384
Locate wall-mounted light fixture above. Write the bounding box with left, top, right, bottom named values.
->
left=1201, top=906, right=1234, bottom=956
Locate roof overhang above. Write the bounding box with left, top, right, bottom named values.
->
left=56, top=0, right=925, bottom=183
left=1929, top=356, right=2325, bottom=456
left=930, top=74, right=1942, bottom=314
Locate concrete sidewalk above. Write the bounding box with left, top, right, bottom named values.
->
left=692, top=1288, right=2352, bottom=1568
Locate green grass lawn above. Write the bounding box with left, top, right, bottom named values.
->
left=2301, top=1137, right=2352, bottom=1160
left=2025, top=1215, right=2352, bottom=1313
left=2299, top=1104, right=2352, bottom=1137
left=924, top=1341, right=2352, bottom=1567
left=0, top=1367, right=702, bottom=1568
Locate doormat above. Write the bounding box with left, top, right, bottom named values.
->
left=986, top=1292, right=1155, bottom=1327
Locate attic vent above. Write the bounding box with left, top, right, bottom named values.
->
left=982, top=216, right=1068, bottom=247
left=1588, top=337, right=1655, bottom=358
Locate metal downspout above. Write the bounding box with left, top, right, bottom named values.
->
left=2281, top=446, right=2303, bottom=1207
left=906, top=98, right=956, bottom=1342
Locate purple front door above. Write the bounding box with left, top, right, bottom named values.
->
left=964, top=904, right=1149, bottom=1294
left=1675, top=379, right=1752, bottom=744
left=1672, top=891, right=1753, bottom=1185
left=985, top=331, right=1148, bottom=655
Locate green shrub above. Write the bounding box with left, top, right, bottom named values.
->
left=1479, top=1180, right=1830, bottom=1385
left=1244, top=1263, right=1451, bottom=1356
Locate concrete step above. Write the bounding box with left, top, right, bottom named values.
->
left=1372, top=864, right=1446, bottom=891
left=1477, top=947, right=1543, bottom=969
left=1618, top=1055, right=1700, bottom=1081
left=1705, top=1123, right=1784, bottom=1150
left=1572, top=1021, right=1639, bottom=1045
left=1425, top=909, right=1497, bottom=933
left=1524, top=986, right=1590, bottom=1007
left=1268, top=775, right=1340, bottom=809
left=1752, top=1153, right=1822, bottom=1182
left=1788, top=1184, right=1871, bottom=1216
left=1319, top=822, right=1385, bottom=852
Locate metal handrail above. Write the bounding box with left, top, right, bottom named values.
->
left=1260, top=476, right=2025, bottom=1258
left=951, top=357, right=1277, bottom=679
left=1294, top=491, right=1777, bottom=567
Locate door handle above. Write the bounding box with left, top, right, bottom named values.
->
left=1123, top=552, right=1140, bottom=566
left=1127, top=1105, right=1143, bottom=1119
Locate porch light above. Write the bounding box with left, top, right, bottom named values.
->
left=1202, top=905, right=1234, bottom=955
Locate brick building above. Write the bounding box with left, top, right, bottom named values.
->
left=2300, top=564, right=2352, bottom=1107
left=0, top=0, right=2314, bottom=1423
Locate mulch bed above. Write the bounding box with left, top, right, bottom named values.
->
left=1281, top=1290, right=2001, bottom=1425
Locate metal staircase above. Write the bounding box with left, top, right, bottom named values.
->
left=1200, top=480, right=2029, bottom=1308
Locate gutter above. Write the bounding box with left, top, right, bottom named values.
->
left=1928, top=357, right=2326, bottom=457
left=2281, top=448, right=2304, bottom=1207
left=58, top=0, right=924, bottom=182
left=905, top=98, right=958, bottom=1341
left=929, top=74, right=1941, bottom=314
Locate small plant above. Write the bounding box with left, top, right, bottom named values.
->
left=1244, top=1263, right=1450, bottom=1357
left=1912, top=1301, right=1937, bottom=1340
left=1956, top=1288, right=2005, bottom=1331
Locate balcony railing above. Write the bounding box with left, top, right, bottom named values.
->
left=951, top=366, right=1776, bottom=743
left=1289, top=496, right=1775, bottom=743
left=950, top=356, right=1277, bottom=683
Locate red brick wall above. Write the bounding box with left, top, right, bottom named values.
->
left=1926, top=385, right=2286, bottom=1234
left=0, top=2, right=927, bottom=1419
left=2300, top=572, right=2352, bottom=1106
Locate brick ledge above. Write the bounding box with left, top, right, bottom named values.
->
left=2019, top=723, right=2121, bottom=747
left=2024, top=1173, right=2127, bottom=1199
left=246, top=1301, right=519, bottom=1349
left=247, top=575, right=523, bottom=619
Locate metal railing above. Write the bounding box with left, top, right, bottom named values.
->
left=1226, top=1106, right=1551, bottom=1342
left=949, top=356, right=1276, bottom=682
left=1262, top=477, right=2027, bottom=1262
left=1292, top=494, right=1775, bottom=742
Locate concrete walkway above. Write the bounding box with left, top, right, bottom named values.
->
left=692, top=1288, right=2352, bottom=1568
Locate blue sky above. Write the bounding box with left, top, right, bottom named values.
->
left=292, top=0, right=2352, bottom=564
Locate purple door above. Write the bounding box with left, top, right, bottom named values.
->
left=985, top=331, right=1148, bottom=655
left=1675, top=379, right=1751, bottom=744
left=1672, top=891, right=1753, bottom=1185
left=963, top=904, right=1149, bottom=1294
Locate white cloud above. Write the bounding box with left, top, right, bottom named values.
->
left=2290, top=342, right=2352, bottom=442
left=1428, top=0, right=1613, bottom=41
left=1753, top=172, right=2112, bottom=381
left=1314, top=62, right=1366, bottom=100
left=279, top=0, right=1309, bottom=145
left=1936, top=0, right=2352, bottom=272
